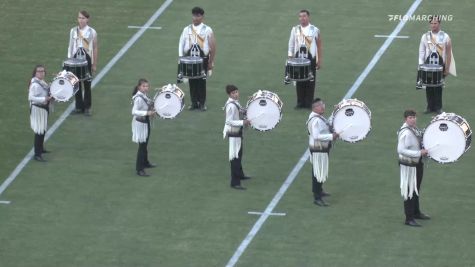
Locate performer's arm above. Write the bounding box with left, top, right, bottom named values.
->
left=444, top=37, right=452, bottom=76
left=67, top=29, right=74, bottom=58
left=313, top=119, right=333, bottom=141
left=418, top=34, right=426, bottom=65
left=132, top=98, right=148, bottom=117
left=28, top=83, right=47, bottom=104
left=208, top=31, right=216, bottom=70
left=316, top=31, right=322, bottom=70
left=92, top=31, right=98, bottom=73
left=397, top=131, right=421, bottom=158
left=178, top=29, right=185, bottom=57
left=288, top=27, right=295, bottom=58
left=225, top=105, right=244, bottom=127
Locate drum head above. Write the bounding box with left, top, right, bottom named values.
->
left=287, top=58, right=311, bottom=66
left=180, top=56, right=203, bottom=64
left=50, top=78, right=74, bottom=102
left=247, top=97, right=281, bottom=131
left=154, top=91, right=184, bottom=119
left=332, top=101, right=371, bottom=143
left=423, top=120, right=467, bottom=163
left=63, top=57, right=88, bottom=67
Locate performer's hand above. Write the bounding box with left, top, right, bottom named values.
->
left=332, top=132, right=339, bottom=140
left=243, top=119, right=251, bottom=126
left=207, top=69, right=213, bottom=77
left=421, top=149, right=429, bottom=156
left=316, top=62, right=321, bottom=70
left=92, top=64, right=97, bottom=74
left=147, top=110, right=155, bottom=116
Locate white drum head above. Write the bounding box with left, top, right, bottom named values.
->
left=423, top=120, right=467, bottom=163
left=154, top=89, right=184, bottom=119
left=247, top=97, right=281, bottom=131
left=332, top=101, right=371, bottom=143
left=50, top=77, right=74, bottom=102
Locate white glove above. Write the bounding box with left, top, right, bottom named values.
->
left=183, top=78, right=189, bottom=84
left=207, top=69, right=213, bottom=77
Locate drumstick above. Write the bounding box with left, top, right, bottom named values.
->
left=425, top=143, right=440, bottom=151
left=337, top=123, right=353, bottom=134
left=248, top=112, right=265, bottom=121
left=157, top=103, right=168, bottom=110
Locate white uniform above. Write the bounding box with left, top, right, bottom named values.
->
left=68, top=25, right=97, bottom=63
left=418, top=30, right=455, bottom=76
left=288, top=24, right=320, bottom=59
left=223, top=98, right=244, bottom=161
left=178, top=23, right=213, bottom=57
left=397, top=123, right=423, bottom=200
left=307, top=112, right=333, bottom=182
left=131, top=91, right=151, bottom=143
left=28, top=77, right=49, bottom=134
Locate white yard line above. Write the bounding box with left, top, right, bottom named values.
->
left=374, top=34, right=410, bottom=38
left=128, top=26, right=162, bottom=30
left=0, top=0, right=174, bottom=199
left=247, top=211, right=286, bottom=216
left=225, top=0, right=423, bottom=266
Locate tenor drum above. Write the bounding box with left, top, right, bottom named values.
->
left=423, top=113, right=471, bottom=163
left=63, top=58, right=89, bottom=81
left=178, top=56, right=205, bottom=79
left=50, top=70, right=79, bottom=102
left=332, top=99, right=371, bottom=143
left=153, top=84, right=185, bottom=119
left=246, top=90, right=283, bottom=131
left=285, top=58, right=311, bottom=81
left=417, top=64, right=443, bottom=88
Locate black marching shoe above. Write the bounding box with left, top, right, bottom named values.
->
left=314, top=198, right=329, bottom=207
left=144, top=163, right=157, bottom=169
left=188, top=105, right=198, bottom=110
left=34, top=155, right=46, bottom=162
left=71, top=109, right=84, bottom=115
left=240, top=176, right=252, bottom=180
left=42, top=150, right=51, bottom=154
left=137, top=170, right=150, bottom=177
left=321, top=191, right=331, bottom=197
left=414, top=212, right=431, bottom=220
left=200, top=105, right=207, bottom=111
left=405, top=219, right=421, bottom=227
left=231, top=185, right=246, bottom=190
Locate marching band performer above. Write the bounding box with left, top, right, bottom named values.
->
left=287, top=9, right=322, bottom=109
left=419, top=15, right=454, bottom=114
left=397, top=109, right=430, bottom=227
left=29, top=65, right=52, bottom=162
left=131, top=79, right=156, bottom=177
left=307, top=98, right=338, bottom=206
left=223, top=85, right=251, bottom=190
left=68, top=10, right=98, bottom=116
left=178, top=6, right=216, bottom=111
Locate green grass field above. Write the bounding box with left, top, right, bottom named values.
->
left=1, top=0, right=475, bottom=266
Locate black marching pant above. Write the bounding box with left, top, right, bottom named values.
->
left=404, top=162, right=424, bottom=221
left=189, top=58, right=208, bottom=108
left=34, top=133, right=45, bottom=157
left=230, top=141, right=245, bottom=187
left=312, top=167, right=323, bottom=200
left=296, top=79, right=316, bottom=109
left=136, top=120, right=151, bottom=172
left=75, top=80, right=92, bottom=111
left=425, top=86, right=443, bottom=112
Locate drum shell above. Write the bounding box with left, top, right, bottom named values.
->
left=63, top=58, right=89, bottom=80
left=50, top=71, right=79, bottom=102
left=286, top=58, right=311, bottom=81
left=331, top=99, right=372, bottom=143
left=153, top=86, right=185, bottom=119
left=246, top=90, right=283, bottom=131
left=417, top=64, right=443, bottom=87
left=179, top=56, right=205, bottom=79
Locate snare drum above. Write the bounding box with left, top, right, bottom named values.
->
left=50, top=71, right=79, bottom=102
left=423, top=112, right=471, bottom=163
left=417, top=64, right=443, bottom=88
left=178, top=56, right=205, bottom=79
left=63, top=58, right=89, bottom=81
left=332, top=99, right=371, bottom=143
left=153, top=84, right=185, bottom=119
left=285, top=58, right=311, bottom=81
left=246, top=90, right=283, bottom=131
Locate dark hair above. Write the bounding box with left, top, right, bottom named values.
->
left=225, top=84, right=238, bottom=95
left=192, top=7, right=205, bottom=16
left=299, top=9, right=310, bottom=16
left=428, top=15, right=441, bottom=23
left=132, top=78, right=149, bottom=96
left=31, top=64, right=45, bottom=78
left=311, top=98, right=323, bottom=108
left=404, top=109, right=417, bottom=118
left=79, top=10, right=90, bottom=19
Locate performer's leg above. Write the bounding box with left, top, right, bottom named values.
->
left=425, top=87, right=436, bottom=112
left=433, top=86, right=443, bottom=112
left=312, top=170, right=323, bottom=200
left=83, top=80, right=92, bottom=110
left=144, top=122, right=151, bottom=165
left=197, top=78, right=207, bottom=109
left=305, top=79, right=316, bottom=108
left=295, top=82, right=305, bottom=108
left=75, top=82, right=85, bottom=112
left=136, top=142, right=147, bottom=172
left=39, top=133, right=45, bottom=152
left=238, top=141, right=245, bottom=178
left=188, top=79, right=199, bottom=109
left=404, top=197, right=416, bottom=222
left=414, top=162, right=424, bottom=215
left=34, top=133, right=42, bottom=157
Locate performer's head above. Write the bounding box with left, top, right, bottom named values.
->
left=192, top=7, right=205, bottom=25
left=77, top=10, right=90, bottom=28
left=226, top=84, right=239, bottom=100
left=299, top=9, right=310, bottom=27
left=429, top=15, right=441, bottom=32
left=312, top=98, right=325, bottom=114
left=32, top=65, right=46, bottom=80
left=132, top=78, right=150, bottom=96
left=403, top=109, right=417, bottom=127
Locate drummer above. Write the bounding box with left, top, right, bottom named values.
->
left=397, top=109, right=430, bottom=227
left=287, top=9, right=322, bottom=109
left=418, top=15, right=454, bottom=114
left=68, top=10, right=98, bottom=116
left=178, top=6, right=216, bottom=111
